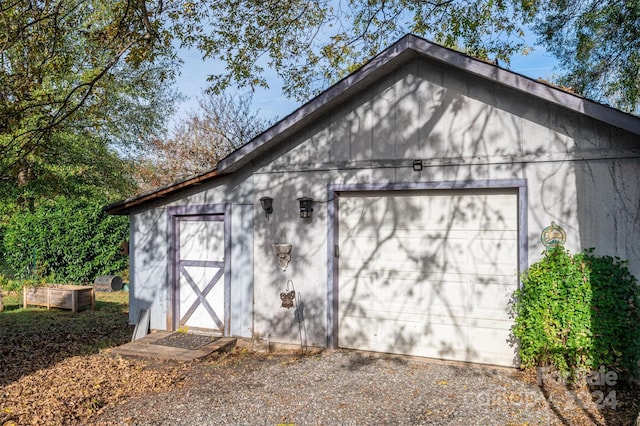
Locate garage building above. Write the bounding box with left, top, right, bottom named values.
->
left=106, top=34, right=640, bottom=367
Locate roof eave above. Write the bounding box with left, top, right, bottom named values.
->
left=103, top=169, right=223, bottom=215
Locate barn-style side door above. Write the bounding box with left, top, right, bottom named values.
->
left=170, top=212, right=229, bottom=334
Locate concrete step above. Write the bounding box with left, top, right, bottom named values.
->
left=108, top=332, right=237, bottom=361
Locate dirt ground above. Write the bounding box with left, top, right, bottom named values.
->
left=1, top=290, right=640, bottom=425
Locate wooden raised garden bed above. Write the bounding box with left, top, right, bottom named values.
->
left=23, top=285, right=95, bottom=312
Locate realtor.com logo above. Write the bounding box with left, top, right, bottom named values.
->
left=536, top=366, right=618, bottom=410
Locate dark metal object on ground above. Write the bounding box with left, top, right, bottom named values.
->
left=94, top=275, right=123, bottom=292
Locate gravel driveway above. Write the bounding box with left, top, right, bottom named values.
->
left=95, top=349, right=637, bottom=425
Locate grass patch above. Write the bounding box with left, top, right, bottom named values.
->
left=1, top=290, right=23, bottom=312
left=94, top=290, right=129, bottom=312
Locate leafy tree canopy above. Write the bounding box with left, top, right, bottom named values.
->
left=534, top=0, right=640, bottom=114
left=0, top=0, right=179, bottom=207
left=1, top=197, right=128, bottom=283
left=3, top=0, right=637, bottom=211
left=169, top=0, right=537, bottom=101
left=172, top=0, right=639, bottom=113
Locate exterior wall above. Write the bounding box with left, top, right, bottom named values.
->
left=129, top=172, right=255, bottom=336
left=129, top=209, right=168, bottom=330
left=129, top=54, right=639, bottom=351
left=252, top=172, right=330, bottom=347
left=250, top=57, right=640, bottom=347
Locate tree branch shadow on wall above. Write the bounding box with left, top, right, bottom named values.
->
left=333, top=69, right=521, bottom=365
left=550, top=105, right=640, bottom=425
left=338, top=187, right=517, bottom=364
left=130, top=54, right=640, bottom=424
left=235, top=60, right=529, bottom=361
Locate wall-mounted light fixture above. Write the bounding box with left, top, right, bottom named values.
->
left=260, top=197, right=273, bottom=219
left=412, top=159, right=423, bottom=171
left=297, top=197, right=314, bottom=219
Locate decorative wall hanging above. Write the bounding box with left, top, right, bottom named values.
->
left=272, top=243, right=292, bottom=272
left=280, top=280, right=296, bottom=309
left=541, top=222, right=566, bottom=250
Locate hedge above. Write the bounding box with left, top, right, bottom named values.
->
left=1, top=198, right=128, bottom=284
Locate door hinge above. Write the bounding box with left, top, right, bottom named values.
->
left=335, top=245, right=339, bottom=258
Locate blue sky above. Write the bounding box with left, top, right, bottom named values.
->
left=171, top=47, right=298, bottom=126
left=172, top=39, right=559, bottom=127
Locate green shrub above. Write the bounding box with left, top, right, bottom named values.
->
left=0, top=274, right=31, bottom=292
left=512, top=247, right=640, bottom=379
left=1, top=197, right=128, bottom=283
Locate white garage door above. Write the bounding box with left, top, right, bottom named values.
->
left=338, top=189, right=519, bottom=366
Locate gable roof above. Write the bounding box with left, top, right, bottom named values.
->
left=105, top=34, right=640, bottom=215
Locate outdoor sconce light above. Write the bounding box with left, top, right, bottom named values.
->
left=297, top=197, right=314, bottom=219
left=260, top=197, right=273, bottom=219
left=412, top=159, right=423, bottom=171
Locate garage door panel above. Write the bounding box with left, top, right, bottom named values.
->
left=338, top=189, right=518, bottom=366
left=341, top=273, right=514, bottom=308
left=343, top=235, right=518, bottom=276
left=340, top=267, right=483, bottom=287
left=467, top=234, right=518, bottom=254
left=422, top=280, right=468, bottom=309
left=345, top=224, right=517, bottom=240
left=341, top=303, right=476, bottom=324
left=398, top=322, right=468, bottom=359
left=339, top=279, right=376, bottom=313
left=470, top=282, right=513, bottom=311
left=469, top=309, right=512, bottom=325
left=341, top=234, right=423, bottom=256
left=468, top=327, right=517, bottom=365
left=467, top=316, right=513, bottom=331
left=339, top=259, right=428, bottom=279
left=424, top=195, right=515, bottom=229
left=340, top=236, right=517, bottom=274
left=375, top=278, right=424, bottom=304
left=468, top=261, right=518, bottom=277
left=341, top=191, right=517, bottom=228
left=378, top=319, right=424, bottom=351
left=341, top=274, right=474, bottom=314
left=340, top=317, right=470, bottom=357
left=342, top=285, right=472, bottom=322
left=340, top=241, right=423, bottom=271
left=468, top=239, right=518, bottom=275
left=339, top=315, right=376, bottom=348
left=340, top=279, right=426, bottom=314
left=340, top=250, right=474, bottom=276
